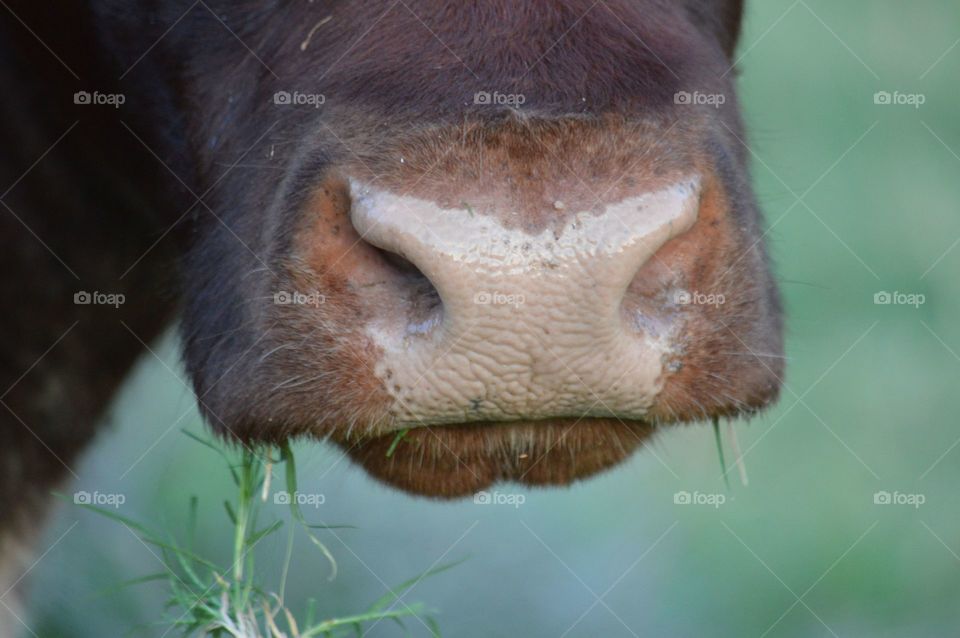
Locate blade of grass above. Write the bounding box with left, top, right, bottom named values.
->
left=280, top=442, right=338, bottom=580
left=386, top=429, right=409, bottom=458
left=182, top=430, right=240, bottom=485
left=368, top=559, right=467, bottom=612
left=248, top=520, right=285, bottom=547
left=299, top=605, right=431, bottom=637
left=712, top=417, right=730, bottom=489
left=224, top=500, right=237, bottom=526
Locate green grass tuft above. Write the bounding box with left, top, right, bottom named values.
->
left=64, top=432, right=454, bottom=637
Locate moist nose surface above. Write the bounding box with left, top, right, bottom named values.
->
left=349, top=177, right=701, bottom=425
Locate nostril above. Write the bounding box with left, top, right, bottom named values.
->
left=368, top=243, right=443, bottom=333
left=297, top=175, right=444, bottom=336
left=377, top=247, right=420, bottom=276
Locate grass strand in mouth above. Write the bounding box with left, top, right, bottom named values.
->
left=386, top=428, right=410, bottom=458
left=62, top=430, right=455, bottom=637
left=713, top=416, right=730, bottom=489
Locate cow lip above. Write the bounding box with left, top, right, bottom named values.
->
left=380, top=415, right=651, bottom=433
left=336, top=417, right=655, bottom=498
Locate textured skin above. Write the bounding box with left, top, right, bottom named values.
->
left=350, top=178, right=701, bottom=424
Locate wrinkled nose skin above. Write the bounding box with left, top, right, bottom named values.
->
left=349, top=177, right=701, bottom=427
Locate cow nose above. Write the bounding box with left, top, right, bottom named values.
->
left=348, top=177, right=701, bottom=425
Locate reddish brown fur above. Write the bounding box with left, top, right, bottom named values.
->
left=345, top=419, right=653, bottom=498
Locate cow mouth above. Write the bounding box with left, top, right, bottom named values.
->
left=338, top=418, right=654, bottom=498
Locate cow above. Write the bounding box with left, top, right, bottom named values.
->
left=0, top=0, right=782, bottom=627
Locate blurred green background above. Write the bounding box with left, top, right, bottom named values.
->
left=25, top=1, right=960, bottom=636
